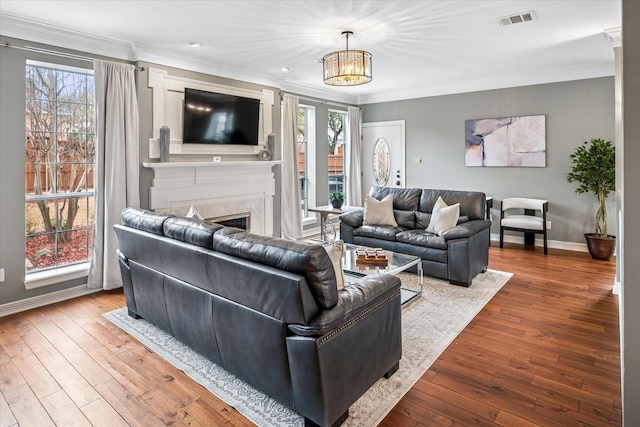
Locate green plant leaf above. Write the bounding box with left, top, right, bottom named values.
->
left=566, top=138, right=615, bottom=237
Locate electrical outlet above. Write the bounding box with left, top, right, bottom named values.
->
left=0, top=268, right=4, bottom=283
left=412, top=157, right=422, bottom=164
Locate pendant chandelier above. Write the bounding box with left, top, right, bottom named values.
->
left=323, top=31, right=372, bottom=86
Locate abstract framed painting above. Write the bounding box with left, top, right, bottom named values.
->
left=465, top=115, right=546, bottom=167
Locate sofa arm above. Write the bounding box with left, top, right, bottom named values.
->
left=286, top=277, right=401, bottom=426
left=442, top=219, right=491, bottom=241
left=447, top=226, right=490, bottom=286
left=339, top=208, right=364, bottom=228
left=287, top=273, right=400, bottom=337
left=339, top=208, right=364, bottom=244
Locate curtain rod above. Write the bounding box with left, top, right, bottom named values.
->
left=3, top=41, right=146, bottom=71
left=279, top=91, right=358, bottom=109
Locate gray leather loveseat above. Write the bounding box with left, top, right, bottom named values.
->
left=339, top=186, right=490, bottom=287
left=114, top=207, right=401, bottom=427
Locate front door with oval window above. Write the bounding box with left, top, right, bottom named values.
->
left=362, top=120, right=406, bottom=192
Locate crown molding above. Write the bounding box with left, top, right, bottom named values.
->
left=280, top=80, right=359, bottom=105
left=0, top=13, right=136, bottom=60
left=133, top=41, right=282, bottom=90
left=0, top=13, right=287, bottom=91
left=604, top=26, right=622, bottom=47
left=357, top=62, right=614, bottom=105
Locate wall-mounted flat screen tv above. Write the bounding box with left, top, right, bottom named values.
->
left=183, top=88, right=260, bottom=145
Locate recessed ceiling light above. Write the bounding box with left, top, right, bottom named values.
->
left=188, top=42, right=202, bottom=48
left=280, top=67, right=291, bottom=72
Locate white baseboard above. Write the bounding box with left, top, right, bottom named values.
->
left=303, top=226, right=321, bottom=239
left=0, top=284, right=101, bottom=317
left=490, top=233, right=588, bottom=252
left=613, top=280, right=621, bottom=295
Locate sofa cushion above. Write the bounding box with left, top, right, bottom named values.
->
left=394, top=241, right=449, bottom=264
left=324, top=240, right=346, bottom=291
left=370, top=186, right=421, bottom=211
left=213, top=229, right=339, bottom=309
left=163, top=216, right=222, bottom=249
left=426, top=197, right=460, bottom=236
left=415, top=211, right=432, bottom=230
left=396, top=229, right=448, bottom=250
left=393, top=210, right=415, bottom=229
left=419, top=189, right=485, bottom=220
left=363, top=194, right=397, bottom=227
left=416, top=211, right=469, bottom=230
left=121, top=207, right=172, bottom=235
left=354, top=225, right=402, bottom=242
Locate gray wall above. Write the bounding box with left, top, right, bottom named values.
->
left=361, top=78, right=615, bottom=244
left=622, top=0, right=640, bottom=422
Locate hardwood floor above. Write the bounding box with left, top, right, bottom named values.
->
left=1, top=243, right=620, bottom=426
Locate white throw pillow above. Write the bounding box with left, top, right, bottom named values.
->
left=431, top=195, right=447, bottom=213
left=323, top=240, right=346, bottom=291
left=363, top=194, right=398, bottom=227
left=426, top=196, right=460, bottom=236
left=186, top=205, right=204, bottom=220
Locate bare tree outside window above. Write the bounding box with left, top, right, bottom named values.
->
left=328, top=111, right=346, bottom=197
left=327, top=111, right=343, bottom=155
left=25, top=63, right=95, bottom=272
left=298, top=106, right=308, bottom=216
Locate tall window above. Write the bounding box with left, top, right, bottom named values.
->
left=328, top=110, right=346, bottom=197
left=25, top=61, right=95, bottom=272
left=298, top=105, right=316, bottom=218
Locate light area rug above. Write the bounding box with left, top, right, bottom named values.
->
left=104, top=269, right=512, bottom=427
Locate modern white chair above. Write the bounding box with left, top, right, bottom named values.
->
left=500, top=198, right=548, bottom=254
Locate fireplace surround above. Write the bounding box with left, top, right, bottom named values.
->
left=142, top=161, right=280, bottom=236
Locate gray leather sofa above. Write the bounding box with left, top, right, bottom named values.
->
left=339, top=186, right=490, bottom=287
left=114, top=207, right=401, bottom=427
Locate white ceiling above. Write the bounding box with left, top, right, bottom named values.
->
left=0, top=0, right=621, bottom=104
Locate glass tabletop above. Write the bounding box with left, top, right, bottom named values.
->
left=342, top=243, right=420, bottom=277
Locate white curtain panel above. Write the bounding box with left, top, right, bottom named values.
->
left=280, top=94, right=303, bottom=240
left=88, top=60, right=140, bottom=290
left=347, top=106, right=363, bottom=207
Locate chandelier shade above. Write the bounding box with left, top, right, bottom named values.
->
left=323, top=31, right=372, bottom=86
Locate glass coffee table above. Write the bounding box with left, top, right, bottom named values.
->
left=342, top=243, right=423, bottom=306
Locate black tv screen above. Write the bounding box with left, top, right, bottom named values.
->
left=183, top=88, right=260, bottom=145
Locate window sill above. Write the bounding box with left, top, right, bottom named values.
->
left=24, top=262, right=90, bottom=290
left=302, top=216, right=317, bottom=227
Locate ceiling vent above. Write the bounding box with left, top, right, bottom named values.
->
left=498, top=11, right=537, bottom=26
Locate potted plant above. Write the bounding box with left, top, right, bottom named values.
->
left=329, top=192, right=345, bottom=209
left=566, top=138, right=616, bottom=260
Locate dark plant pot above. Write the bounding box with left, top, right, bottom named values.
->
left=584, top=233, right=616, bottom=260
left=331, top=199, right=344, bottom=209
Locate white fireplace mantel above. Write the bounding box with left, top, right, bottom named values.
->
left=142, top=160, right=281, bottom=236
